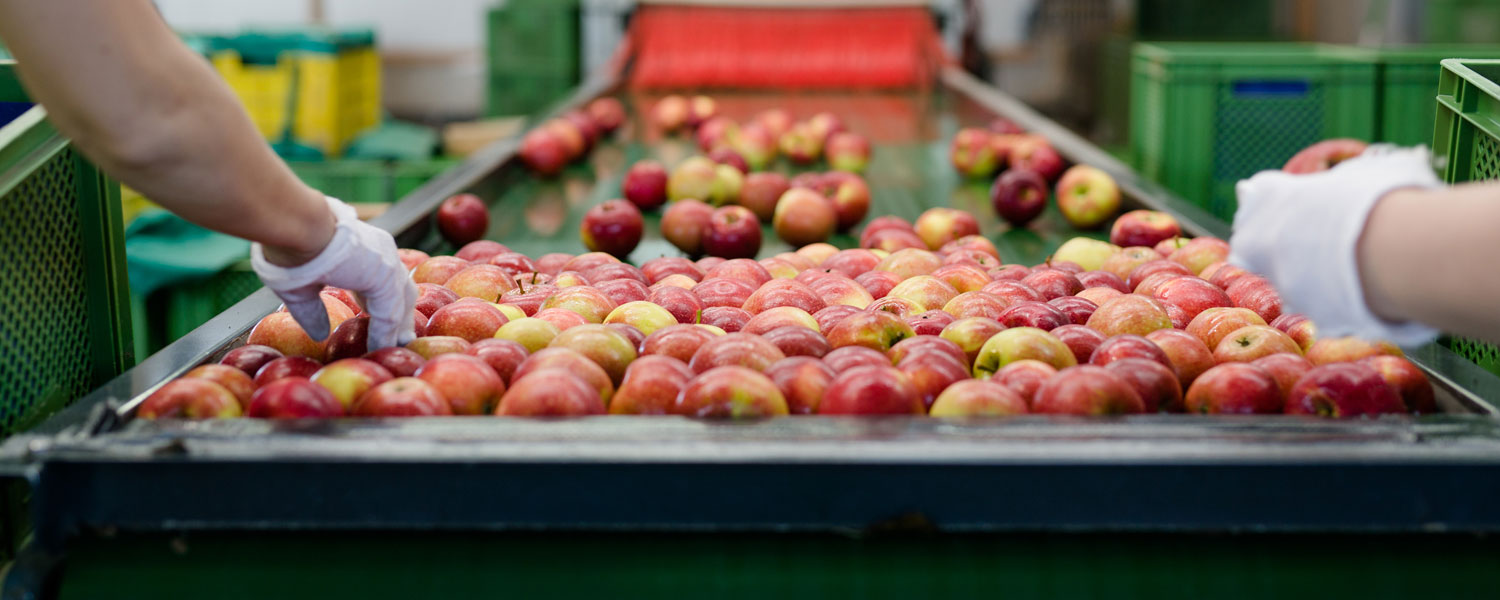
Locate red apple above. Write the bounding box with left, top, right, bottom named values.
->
left=1145, top=329, right=1215, bottom=389
left=253, top=356, right=322, bottom=387
left=513, top=348, right=614, bottom=403
left=1127, top=259, right=1193, bottom=291
left=1286, top=362, right=1404, bottom=417
left=1086, top=295, right=1173, bottom=337
left=414, top=283, right=460, bottom=318
left=1050, top=324, right=1106, bottom=365
left=1103, top=357, right=1183, bottom=412
left=702, top=205, right=762, bottom=259
left=641, top=324, right=718, bottom=363
left=700, top=306, right=752, bottom=333
left=436, top=193, right=488, bottom=246
left=547, top=323, right=637, bottom=385
left=991, top=168, right=1049, bottom=227
left=1203, top=262, right=1251, bottom=290
left=766, top=357, right=836, bottom=414
left=942, top=291, right=1010, bottom=321
left=1021, top=270, right=1084, bottom=301
left=674, top=366, right=789, bottom=418
left=653, top=95, right=689, bottom=132
left=1109, top=210, right=1181, bottom=248
left=1047, top=296, right=1098, bottom=326
left=824, top=248, right=883, bottom=279
left=708, top=147, right=748, bottom=174
left=444, top=265, right=517, bottom=302
left=739, top=172, right=790, bottom=221
left=826, top=172, right=871, bottom=232
left=1282, top=138, right=1369, bottom=174
left=1186, top=307, right=1266, bottom=350
left=950, top=127, right=1001, bottom=178
left=819, top=365, right=925, bottom=415
left=1360, top=355, right=1435, bottom=414
left=586, top=97, right=625, bottom=133
left=1032, top=365, right=1145, bottom=415
left=1185, top=363, right=1282, bottom=414
left=743, top=306, right=820, bottom=335
left=496, top=368, right=604, bottom=416
left=1101, top=248, right=1163, bottom=283
left=247, top=311, right=325, bottom=360
left=1225, top=276, right=1284, bottom=323
left=1169, top=237, right=1230, bottom=276
left=998, top=301, right=1070, bottom=331
left=1154, top=276, right=1232, bottom=323
left=609, top=355, right=695, bottom=415
left=1212, top=325, right=1302, bottom=363
left=899, top=352, right=971, bottom=409
left=694, top=277, right=757, bottom=309
left=361, top=346, right=427, bottom=379
left=1305, top=337, right=1403, bottom=366
left=246, top=377, right=343, bottom=418
left=856, top=270, right=902, bottom=299
left=426, top=301, right=507, bottom=342
left=181, top=364, right=254, bottom=409
left=661, top=199, right=715, bottom=257
left=779, top=122, right=823, bottom=164
left=539, top=286, right=617, bottom=323
left=815, top=304, right=863, bottom=333
left=455, top=240, right=509, bottom=263
left=874, top=249, right=943, bottom=280
left=1090, top=334, right=1173, bottom=372
left=994, top=359, right=1058, bottom=406
left=398, top=248, right=430, bottom=272
left=1009, top=136, right=1065, bottom=181
left=888, top=334, right=969, bottom=368
left=579, top=199, right=644, bottom=259
left=868, top=297, right=922, bottom=317
left=825, top=310, right=916, bottom=352
left=760, top=325, right=831, bottom=358
left=822, top=346, right=890, bottom=373
left=352, top=377, right=453, bottom=416
left=519, top=128, right=569, bottom=176
left=219, top=344, right=283, bottom=378
left=888, top=276, right=960, bottom=313
left=415, top=353, right=505, bottom=415
left=1252, top=352, right=1314, bottom=399
left=688, top=331, right=787, bottom=374
left=772, top=187, right=837, bottom=247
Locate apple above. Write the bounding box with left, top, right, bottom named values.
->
left=535, top=253, right=572, bottom=275
left=822, top=346, right=890, bottom=373
left=765, top=357, right=836, bottom=414
left=773, top=187, right=838, bottom=247
left=822, top=172, right=872, bottom=232
left=1202, top=262, right=1251, bottom=290
left=1109, top=210, right=1181, bottom=248
left=700, top=306, right=752, bottom=333
left=414, top=283, right=460, bottom=318
left=743, top=306, right=820, bottom=335
left=738, top=172, right=790, bottom=221
left=311, top=358, right=394, bottom=409
left=1054, top=166, right=1121, bottom=229
left=814, top=304, right=863, bottom=333
left=942, top=291, right=1010, bottom=321
left=454, top=240, right=509, bottom=263
left=888, top=276, right=960, bottom=313
left=1050, top=238, right=1121, bottom=272
left=825, top=132, right=871, bottom=173
left=647, top=286, right=703, bottom=325
left=825, top=311, right=916, bottom=352
left=412, top=257, right=469, bottom=286
left=609, top=355, right=695, bottom=415
left=543, top=118, right=585, bottom=159
left=601, top=301, right=677, bottom=337
left=1360, top=355, right=1436, bottom=414
left=989, top=264, right=1032, bottom=282
left=688, top=332, right=788, bottom=374
left=404, top=335, right=473, bottom=360
left=653, top=95, right=689, bottom=131
left=660, top=199, right=715, bottom=257
left=807, top=111, right=845, bottom=142
left=796, top=242, right=839, bottom=266
left=869, top=297, right=922, bottom=317
left=1213, top=325, right=1302, bottom=363
left=496, top=368, right=605, bottom=416
left=492, top=317, right=561, bottom=354
left=1125, top=262, right=1192, bottom=294
left=463, top=338, right=527, bottom=384
left=704, top=258, right=772, bottom=287
left=592, top=278, right=651, bottom=308
left=1154, top=236, right=1190, bottom=256
left=488, top=254, right=539, bottom=280
left=819, top=365, right=925, bottom=415
left=1184, top=363, right=1281, bottom=414
left=667, top=157, right=719, bottom=204
left=732, top=121, right=778, bottom=170
left=1153, top=277, right=1232, bottom=324
left=950, top=127, right=1001, bottom=178
left=1047, top=296, right=1098, bottom=326
left=1225, top=276, right=1284, bottom=323
left=1145, top=329, right=1215, bottom=389
left=980, top=280, right=1045, bottom=305
left=425, top=301, right=507, bottom=343
left=942, top=250, right=1001, bottom=273
left=1186, top=307, right=1267, bottom=350
left=513, top=348, right=614, bottom=404
left=808, top=274, right=875, bottom=309
left=684, top=95, right=717, bottom=128
left=409, top=353, right=501, bottom=415
left=1076, top=287, right=1123, bottom=307
left=1252, top=352, right=1314, bottom=399
left=247, top=311, right=325, bottom=359
left=874, top=248, right=943, bottom=280
left=899, top=352, right=971, bottom=409
left=539, top=286, right=617, bottom=324
left=641, top=258, right=703, bottom=285
left=858, top=214, right=914, bottom=241
left=709, top=148, right=748, bottom=176
left=246, top=377, right=342, bottom=418
left=780, top=122, right=823, bottom=163
left=674, top=366, right=789, bottom=418
left=1084, top=295, right=1171, bottom=337
left=856, top=270, right=902, bottom=299
left=1169, top=237, right=1230, bottom=275
left=1305, top=337, right=1403, bottom=366
left=707, top=163, right=745, bottom=206
left=1100, top=247, right=1163, bottom=283
left=753, top=108, right=793, bottom=138
left=973, top=327, right=1076, bottom=378
left=579, top=199, right=644, bottom=259
left=219, top=344, right=283, bottom=377
left=1282, top=138, right=1369, bottom=173
left=760, top=326, right=832, bottom=359
left=863, top=228, right=926, bottom=253
left=348, top=377, right=452, bottom=416
left=1021, top=270, right=1084, bottom=301
left=1049, top=324, right=1106, bottom=365
left=888, top=334, right=969, bottom=368
left=998, top=301, right=1070, bottom=331
left=547, top=323, right=637, bottom=385
left=518, top=129, right=569, bottom=176
left=913, top=208, right=981, bottom=251
left=702, top=205, right=762, bottom=259
left=1009, top=136, right=1065, bottom=181
left=1032, top=365, right=1145, bottom=415
left=562, top=110, right=599, bottom=150
left=694, top=277, right=757, bottom=310
left=1286, top=363, right=1404, bottom=417
left=1103, top=358, right=1182, bottom=413
left=586, top=97, right=625, bottom=133
left=640, top=324, right=717, bottom=363
left=397, top=248, right=430, bottom=272
left=435, top=193, right=488, bottom=246
left=252, top=356, right=322, bottom=388
left=1090, top=334, right=1173, bottom=372
left=940, top=235, right=1001, bottom=260
left=994, top=359, right=1058, bottom=406
left=177, top=364, right=254, bottom=410
left=990, top=168, right=1049, bottom=227
left=824, top=249, right=883, bottom=279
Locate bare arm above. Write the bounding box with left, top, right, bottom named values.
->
left=1359, top=181, right=1500, bottom=342
left=0, top=0, right=331, bottom=266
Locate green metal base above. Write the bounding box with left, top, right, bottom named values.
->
left=56, top=531, right=1500, bottom=599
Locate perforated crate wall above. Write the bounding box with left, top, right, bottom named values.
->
left=165, top=265, right=263, bottom=341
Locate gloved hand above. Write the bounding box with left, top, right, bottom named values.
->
left=251, top=196, right=418, bottom=351
left=1230, top=145, right=1442, bottom=347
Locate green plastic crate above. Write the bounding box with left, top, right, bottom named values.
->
left=1129, top=42, right=1377, bottom=220
left=485, top=0, right=579, bottom=117
left=391, top=159, right=459, bottom=200
left=1375, top=45, right=1500, bottom=146
left=1425, top=0, right=1500, bottom=45
left=289, top=160, right=390, bottom=204
left=0, top=62, right=132, bottom=436
left=1433, top=59, right=1500, bottom=373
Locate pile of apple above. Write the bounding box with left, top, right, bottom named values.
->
left=518, top=97, right=627, bottom=177
left=142, top=195, right=1432, bottom=420
left=951, top=119, right=1125, bottom=231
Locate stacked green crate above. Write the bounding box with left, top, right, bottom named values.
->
left=1375, top=46, right=1500, bottom=146
left=1432, top=59, right=1500, bottom=373
left=1129, top=43, right=1377, bottom=220
left=486, top=0, right=580, bottom=117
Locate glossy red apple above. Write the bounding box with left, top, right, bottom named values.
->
left=702, top=205, right=762, bottom=259
left=1252, top=352, right=1314, bottom=399
left=253, top=356, right=322, bottom=387
left=352, top=377, right=453, bottom=416
left=1032, top=365, right=1145, bottom=415
left=1103, top=357, right=1183, bottom=412
left=1185, top=363, right=1282, bottom=414
left=1286, top=362, right=1404, bottom=418
left=1359, top=355, right=1435, bottom=414
left=219, top=344, right=283, bottom=378
left=819, top=365, right=925, bottom=415
left=661, top=199, right=715, bottom=257
left=496, top=368, right=605, bottom=416
left=994, top=359, right=1057, bottom=406
left=436, top=193, right=489, bottom=246
left=246, top=377, right=343, bottom=418
left=1109, top=210, right=1181, bottom=248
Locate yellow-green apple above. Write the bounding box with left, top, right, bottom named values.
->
left=1076, top=286, right=1123, bottom=306
left=994, top=359, right=1057, bottom=406
left=311, top=358, right=394, bottom=409
left=1168, top=237, right=1230, bottom=275
left=905, top=310, right=955, bottom=335
left=1010, top=135, right=1065, bottom=181
left=874, top=248, right=942, bottom=279
left=246, top=377, right=342, bottom=418
left=973, top=327, right=1076, bottom=377
left=426, top=301, right=508, bottom=343
left=1360, top=355, right=1435, bottom=414
left=815, top=304, right=863, bottom=332
left=808, top=274, right=875, bottom=309
left=648, top=286, right=704, bottom=325
left=899, top=352, right=971, bottom=409
left=1051, top=237, right=1121, bottom=271
left=1286, top=362, right=1405, bottom=417
left=641, top=324, right=717, bottom=363
left=688, top=331, right=787, bottom=374
left=772, top=187, right=837, bottom=247
left=352, top=377, right=453, bottom=416
left=820, top=365, right=924, bottom=415
left=760, top=326, right=831, bottom=358
left=1090, top=334, right=1173, bottom=372
left=950, top=127, right=1002, bottom=178
left=1085, top=295, right=1173, bottom=337
left=1186, top=307, right=1267, bottom=350
left=930, top=379, right=1028, bottom=417
left=743, top=278, right=827, bottom=315
left=661, top=199, right=714, bottom=257
left=1282, top=138, right=1368, bottom=174
left=825, top=310, right=916, bottom=352
left=496, top=368, right=604, bottom=416
left=826, top=132, right=870, bottom=172
left=980, top=280, right=1045, bottom=305
left=547, top=324, right=636, bottom=384
left=991, top=168, right=1049, bottom=227
left=675, top=366, right=789, bottom=418
left=455, top=240, right=509, bottom=263
left=436, top=193, right=489, bottom=246
left=1213, top=325, right=1302, bottom=363
left=739, top=172, right=790, bottom=221
left=1101, top=247, right=1162, bottom=282
left=766, top=356, right=836, bottom=414
left=220, top=344, right=283, bottom=378
left=1185, top=363, right=1281, bottom=414
left=943, top=291, right=1010, bottom=320
left=1225, top=275, right=1284, bottom=323
left=404, top=336, right=472, bottom=360
left=667, top=156, right=718, bottom=203
left=1050, top=324, right=1106, bottom=365
left=914, top=207, right=981, bottom=250
left=1047, top=296, right=1098, bottom=325
left=1305, top=337, right=1403, bottom=366
left=603, top=301, right=677, bottom=336
left=252, top=356, right=321, bottom=387
left=397, top=248, right=429, bottom=272
left=1154, top=276, right=1232, bottom=322
left=708, top=163, right=745, bottom=206
left=822, top=346, right=891, bottom=373
left=702, top=205, right=761, bottom=259
left=1109, top=210, right=1181, bottom=248
left=1126, top=259, right=1192, bottom=291
left=1251, top=352, right=1313, bottom=398
left=654, top=95, right=688, bottom=131
left=1055, top=165, right=1120, bottom=229
left=465, top=338, right=527, bottom=383
left=1032, top=365, right=1145, bottom=415
left=414, top=354, right=504, bottom=415
left=587, top=97, right=625, bottom=132
left=856, top=270, right=901, bottom=299
left=1145, top=329, right=1215, bottom=388
left=998, top=301, right=1069, bottom=331
left=743, top=307, right=820, bottom=335
left=1103, top=357, right=1182, bottom=412
left=780, top=122, right=823, bottom=163
left=932, top=264, right=992, bottom=294
left=491, top=317, right=560, bottom=353
left=609, top=355, right=695, bottom=415
left=700, top=306, right=751, bottom=333
left=824, top=248, right=883, bottom=278
left=139, top=377, right=241, bottom=419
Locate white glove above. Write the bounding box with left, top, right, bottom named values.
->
left=1230, top=146, right=1442, bottom=347
left=251, top=196, right=419, bottom=351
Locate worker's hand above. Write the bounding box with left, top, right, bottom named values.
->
left=251, top=196, right=418, bottom=352
left=1229, top=145, right=1442, bottom=347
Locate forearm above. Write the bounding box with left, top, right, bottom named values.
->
left=1358, top=181, right=1500, bottom=342
left=0, top=0, right=331, bottom=263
